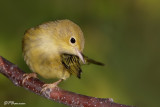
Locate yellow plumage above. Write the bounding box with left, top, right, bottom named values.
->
left=22, top=19, right=103, bottom=82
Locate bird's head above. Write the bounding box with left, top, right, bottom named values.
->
left=24, top=20, right=85, bottom=63
left=51, top=20, right=85, bottom=63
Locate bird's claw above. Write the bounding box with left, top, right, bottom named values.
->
left=41, top=79, right=63, bottom=93
left=22, top=73, right=37, bottom=85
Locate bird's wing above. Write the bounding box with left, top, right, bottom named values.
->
left=61, top=53, right=82, bottom=78
left=83, top=55, right=104, bottom=66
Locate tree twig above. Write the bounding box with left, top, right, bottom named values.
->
left=0, top=56, right=134, bottom=107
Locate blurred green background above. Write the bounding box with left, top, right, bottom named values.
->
left=0, top=0, right=160, bottom=107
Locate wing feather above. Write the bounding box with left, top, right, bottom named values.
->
left=61, top=54, right=82, bottom=78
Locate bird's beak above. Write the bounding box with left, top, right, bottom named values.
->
left=75, top=48, right=85, bottom=64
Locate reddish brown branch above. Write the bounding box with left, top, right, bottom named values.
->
left=0, top=56, right=134, bottom=107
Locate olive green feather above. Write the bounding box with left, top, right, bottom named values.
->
left=83, top=55, right=104, bottom=66
left=61, top=53, right=104, bottom=78
left=61, top=54, right=82, bottom=78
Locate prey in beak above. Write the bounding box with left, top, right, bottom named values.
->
left=75, top=48, right=85, bottom=64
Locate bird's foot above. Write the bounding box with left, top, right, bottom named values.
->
left=41, top=79, right=63, bottom=93
left=22, top=72, right=37, bottom=85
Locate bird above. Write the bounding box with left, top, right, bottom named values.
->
left=22, top=19, right=104, bottom=91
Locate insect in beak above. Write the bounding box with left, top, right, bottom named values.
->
left=75, top=48, right=85, bottom=64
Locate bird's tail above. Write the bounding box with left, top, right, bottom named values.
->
left=83, top=56, right=104, bottom=66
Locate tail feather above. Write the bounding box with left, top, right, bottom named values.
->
left=84, top=56, right=104, bottom=66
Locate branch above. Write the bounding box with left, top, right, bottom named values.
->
left=0, top=56, right=134, bottom=107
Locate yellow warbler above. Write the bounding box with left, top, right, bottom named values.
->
left=22, top=19, right=104, bottom=89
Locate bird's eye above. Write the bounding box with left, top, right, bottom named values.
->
left=70, top=37, right=76, bottom=44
